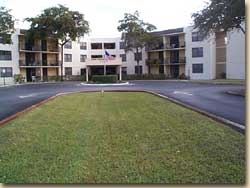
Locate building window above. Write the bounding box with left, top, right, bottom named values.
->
left=192, top=32, right=203, bottom=42
left=192, top=64, right=203, bottom=73
left=65, top=67, right=72, bottom=75
left=120, top=54, right=126, bottom=62
left=80, top=55, right=87, bottom=62
left=134, top=52, right=142, bottom=61
left=122, top=67, right=127, bottom=75
left=80, top=68, right=86, bottom=75
left=64, top=41, right=72, bottom=49
left=0, top=67, right=13, bottom=77
left=91, top=43, right=102, bottom=49
left=192, top=47, right=203, bottom=57
left=80, top=42, right=87, bottom=50
left=104, top=43, right=116, bottom=49
left=0, top=50, right=12, bottom=60
left=119, top=42, right=125, bottom=49
left=64, top=54, right=72, bottom=62
left=91, top=55, right=103, bottom=59
left=135, top=65, right=143, bottom=74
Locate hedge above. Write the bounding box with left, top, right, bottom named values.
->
left=91, top=75, right=118, bottom=83
left=123, top=74, right=167, bottom=80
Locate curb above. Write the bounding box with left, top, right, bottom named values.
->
left=0, top=89, right=245, bottom=133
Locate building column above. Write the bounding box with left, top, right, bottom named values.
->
left=119, top=65, right=122, bottom=81
left=40, top=67, right=43, bottom=81
left=86, top=66, right=88, bottom=82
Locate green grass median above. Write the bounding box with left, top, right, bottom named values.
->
left=0, top=92, right=245, bottom=183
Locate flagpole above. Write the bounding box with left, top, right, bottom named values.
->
left=104, top=49, right=106, bottom=75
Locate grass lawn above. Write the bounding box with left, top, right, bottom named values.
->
left=0, top=92, right=245, bottom=183
left=189, top=79, right=245, bottom=85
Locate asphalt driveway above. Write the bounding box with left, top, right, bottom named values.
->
left=0, top=80, right=245, bottom=126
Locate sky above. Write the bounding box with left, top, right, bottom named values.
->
left=1, top=0, right=208, bottom=38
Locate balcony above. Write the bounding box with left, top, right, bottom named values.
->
left=19, top=45, right=59, bottom=53
left=86, top=58, right=122, bottom=66
left=165, top=57, right=186, bottom=64
left=164, top=41, right=185, bottom=49
left=19, top=60, right=41, bottom=66
left=145, top=43, right=164, bottom=51
left=42, top=61, right=60, bottom=66
left=146, top=59, right=164, bottom=65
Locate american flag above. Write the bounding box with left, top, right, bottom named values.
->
left=104, top=50, right=114, bottom=61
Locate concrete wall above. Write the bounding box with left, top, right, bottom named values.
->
left=0, top=29, right=20, bottom=85
left=226, top=25, right=245, bottom=79
left=184, top=26, right=216, bottom=80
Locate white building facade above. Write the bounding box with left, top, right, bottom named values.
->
left=0, top=26, right=245, bottom=85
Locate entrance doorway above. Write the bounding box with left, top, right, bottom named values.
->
left=170, top=65, right=179, bottom=78
left=26, top=68, right=36, bottom=82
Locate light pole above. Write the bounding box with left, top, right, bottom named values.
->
left=2, top=68, right=6, bottom=86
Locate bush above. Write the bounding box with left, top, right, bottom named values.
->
left=123, top=74, right=167, bottom=80
left=14, top=74, right=25, bottom=83
left=91, top=75, right=118, bottom=83
left=177, top=73, right=188, bottom=80
left=64, top=75, right=85, bottom=81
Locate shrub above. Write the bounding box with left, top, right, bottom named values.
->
left=91, top=75, right=118, bottom=83
left=14, top=74, right=24, bottom=83
left=123, top=74, right=166, bottom=80
left=177, top=73, right=188, bottom=80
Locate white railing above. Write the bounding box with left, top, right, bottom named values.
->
left=86, top=58, right=122, bottom=66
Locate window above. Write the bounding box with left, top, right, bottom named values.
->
left=119, top=42, right=125, bottom=49
left=135, top=65, right=143, bottom=74
left=0, top=67, right=13, bottom=77
left=120, top=54, right=126, bottom=62
left=91, top=55, right=103, bottom=59
left=80, top=42, right=87, bottom=50
left=91, top=43, right=102, bottom=49
left=192, top=64, right=203, bottom=73
left=80, top=55, right=87, bottom=62
left=192, top=32, right=203, bottom=42
left=65, top=67, right=72, bottom=75
left=104, top=43, right=115, bottom=49
left=134, top=52, right=142, bottom=61
left=192, top=47, right=203, bottom=57
left=122, top=67, right=127, bottom=75
left=64, top=54, right=72, bottom=62
left=64, top=41, right=72, bottom=49
left=0, top=50, right=12, bottom=60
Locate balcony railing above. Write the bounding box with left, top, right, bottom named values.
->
left=19, top=45, right=59, bottom=52
left=164, top=41, right=185, bottom=49
left=165, top=57, right=186, bottom=64
left=19, top=60, right=60, bottom=66
left=146, top=59, right=164, bottom=65
left=19, top=60, right=41, bottom=66
left=42, top=61, right=60, bottom=66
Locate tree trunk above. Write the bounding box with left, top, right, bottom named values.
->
left=60, top=45, right=64, bottom=81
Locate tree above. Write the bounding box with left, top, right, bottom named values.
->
left=25, top=4, right=90, bottom=81
left=0, top=7, right=15, bottom=44
left=117, top=11, right=157, bottom=74
left=192, top=0, right=245, bottom=38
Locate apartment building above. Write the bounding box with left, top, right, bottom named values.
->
left=0, top=32, right=19, bottom=85
left=18, top=29, right=60, bottom=82
left=0, top=25, right=245, bottom=85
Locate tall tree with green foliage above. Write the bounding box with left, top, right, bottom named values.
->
left=192, top=0, right=245, bottom=37
left=117, top=11, right=157, bottom=74
left=25, top=4, right=90, bottom=81
left=0, top=7, right=15, bottom=44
